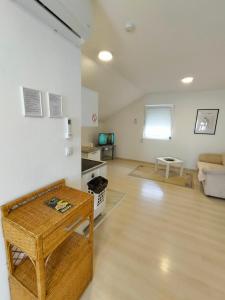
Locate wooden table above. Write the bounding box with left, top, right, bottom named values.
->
left=1, top=179, right=94, bottom=300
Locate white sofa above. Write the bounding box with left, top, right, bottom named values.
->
left=197, top=153, right=225, bottom=199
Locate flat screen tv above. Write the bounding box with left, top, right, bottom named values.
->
left=98, top=133, right=115, bottom=146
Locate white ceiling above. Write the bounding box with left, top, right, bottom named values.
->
left=82, top=0, right=225, bottom=120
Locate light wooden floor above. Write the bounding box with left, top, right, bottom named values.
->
left=81, top=159, right=225, bottom=300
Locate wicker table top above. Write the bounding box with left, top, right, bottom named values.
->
left=4, top=183, right=92, bottom=237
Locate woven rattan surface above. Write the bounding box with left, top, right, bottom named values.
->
left=3, top=184, right=93, bottom=237
left=2, top=180, right=94, bottom=300
left=13, top=233, right=90, bottom=297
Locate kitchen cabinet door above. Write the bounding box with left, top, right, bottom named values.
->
left=82, top=87, right=99, bottom=127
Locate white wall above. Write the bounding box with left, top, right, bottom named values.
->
left=81, top=122, right=105, bottom=146
left=0, top=1, right=81, bottom=299
left=82, top=126, right=99, bottom=145
left=104, top=90, right=225, bottom=169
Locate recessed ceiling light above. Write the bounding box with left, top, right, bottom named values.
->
left=98, top=51, right=113, bottom=62
left=181, top=77, right=194, bottom=84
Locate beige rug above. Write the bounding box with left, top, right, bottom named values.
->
left=129, top=164, right=194, bottom=188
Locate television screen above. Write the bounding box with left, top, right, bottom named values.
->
left=98, top=133, right=115, bottom=145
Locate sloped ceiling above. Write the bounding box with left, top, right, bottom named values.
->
left=82, top=0, right=225, bottom=120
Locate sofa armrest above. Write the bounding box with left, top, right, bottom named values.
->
left=202, top=169, right=225, bottom=198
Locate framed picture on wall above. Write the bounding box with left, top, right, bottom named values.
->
left=194, top=109, right=219, bottom=135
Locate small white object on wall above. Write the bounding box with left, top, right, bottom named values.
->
left=64, top=117, right=72, bottom=139
left=48, top=93, right=63, bottom=118
left=21, top=87, right=43, bottom=117
left=125, top=21, right=136, bottom=33
left=65, top=146, right=74, bottom=157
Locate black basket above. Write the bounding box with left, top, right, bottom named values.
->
left=87, top=176, right=108, bottom=194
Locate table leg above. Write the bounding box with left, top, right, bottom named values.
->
left=155, top=159, right=159, bottom=172
left=180, top=163, right=184, bottom=177
left=112, top=146, right=114, bottom=160
left=36, top=239, right=46, bottom=300
left=166, top=164, right=170, bottom=179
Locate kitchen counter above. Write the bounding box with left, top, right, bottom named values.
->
left=82, top=158, right=107, bottom=175
left=82, top=146, right=99, bottom=153
left=82, top=146, right=101, bottom=161
left=81, top=159, right=108, bottom=220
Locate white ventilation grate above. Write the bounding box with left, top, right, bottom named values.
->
left=48, top=93, right=63, bottom=118
left=21, top=87, right=43, bottom=117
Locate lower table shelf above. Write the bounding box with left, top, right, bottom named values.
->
left=11, top=233, right=92, bottom=300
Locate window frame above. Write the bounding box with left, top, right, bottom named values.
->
left=143, top=104, right=174, bottom=141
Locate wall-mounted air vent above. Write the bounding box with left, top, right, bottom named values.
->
left=48, top=93, right=63, bottom=118
left=35, top=0, right=81, bottom=39
left=14, top=0, right=92, bottom=45
left=21, top=87, right=43, bottom=117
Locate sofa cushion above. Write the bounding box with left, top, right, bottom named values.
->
left=198, top=153, right=223, bottom=165
left=197, top=161, right=225, bottom=182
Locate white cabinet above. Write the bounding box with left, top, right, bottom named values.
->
left=82, top=87, right=99, bottom=127
left=82, top=149, right=101, bottom=161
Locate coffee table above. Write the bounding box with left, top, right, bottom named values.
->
left=155, top=157, right=184, bottom=179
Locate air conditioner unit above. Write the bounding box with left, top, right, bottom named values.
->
left=14, top=0, right=92, bottom=45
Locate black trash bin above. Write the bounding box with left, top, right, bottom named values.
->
left=87, top=176, right=108, bottom=194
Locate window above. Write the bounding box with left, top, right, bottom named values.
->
left=143, top=105, right=174, bottom=140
